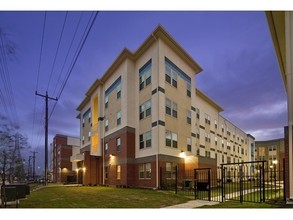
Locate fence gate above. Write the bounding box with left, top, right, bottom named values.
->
left=194, top=168, right=211, bottom=201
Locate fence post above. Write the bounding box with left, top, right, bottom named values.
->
left=208, top=169, right=211, bottom=201
left=221, top=164, right=225, bottom=202
left=240, top=165, right=243, bottom=203
left=283, top=158, right=286, bottom=201
left=262, top=161, right=265, bottom=202
left=175, top=165, right=178, bottom=194
left=194, top=169, right=197, bottom=200
left=159, top=167, right=162, bottom=190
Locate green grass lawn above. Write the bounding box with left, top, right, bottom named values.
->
left=18, top=185, right=192, bottom=208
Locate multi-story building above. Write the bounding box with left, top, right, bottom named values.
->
left=255, top=138, right=285, bottom=170
left=75, top=25, right=255, bottom=188
left=51, top=134, right=80, bottom=183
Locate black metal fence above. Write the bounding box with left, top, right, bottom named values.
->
left=159, top=159, right=285, bottom=203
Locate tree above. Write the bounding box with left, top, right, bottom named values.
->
left=0, top=115, right=30, bottom=207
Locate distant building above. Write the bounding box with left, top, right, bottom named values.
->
left=255, top=138, right=285, bottom=170
left=74, top=25, right=255, bottom=188
left=50, top=134, right=80, bottom=183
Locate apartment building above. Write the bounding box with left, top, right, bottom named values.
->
left=75, top=25, right=255, bottom=188
left=255, top=138, right=285, bottom=170
left=51, top=134, right=80, bottom=183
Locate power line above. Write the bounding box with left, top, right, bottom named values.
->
left=46, top=12, right=68, bottom=92
left=49, top=11, right=99, bottom=119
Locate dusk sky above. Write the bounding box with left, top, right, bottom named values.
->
left=0, top=11, right=287, bottom=171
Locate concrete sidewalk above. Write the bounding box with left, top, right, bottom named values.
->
left=164, top=200, right=219, bottom=208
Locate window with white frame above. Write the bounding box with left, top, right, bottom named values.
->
left=139, top=100, right=151, bottom=120
left=88, top=131, right=91, bottom=141
left=165, top=98, right=171, bottom=115
left=117, top=165, right=121, bottom=180
left=139, top=164, right=144, bottom=179
left=187, top=82, right=191, bottom=97
left=139, top=60, right=152, bottom=91
left=145, top=163, right=151, bottom=179
left=105, top=95, right=108, bottom=109
left=172, top=132, right=178, bottom=148
left=187, top=110, right=191, bottom=124
left=187, top=137, right=191, bottom=152
left=215, top=136, right=218, bottom=145
left=105, top=119, right=109, bottom=132
left=116, top=137, right=121, bottom=152
left=196, top=108, right=200, bottom=119
left=140, top=131, right=152, bottom=149
left=117, top=84, right=121, bottom=99
left=215, top=119, right=217, bottom=129
left=166, top=130, right=172, bottom=147
left=205, top=133, right=211, bottom=143
left=105, top=143, right=108, bottom=154
left=205, top=114, right=211, bottom=125
left=172, top=102, right=178, bottom=118
left=117, top=111, right=121, bottom=126
left=165, top=65, right=177, bottom=88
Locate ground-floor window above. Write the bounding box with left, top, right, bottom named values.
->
left=117, top=165, right=121, bottom=180
left=139, top=163, right=151, bottom=179
left=166, top=162, right=177, bottom=179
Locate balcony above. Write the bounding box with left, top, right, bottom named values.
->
left=70, top=153, right=84, bottom=162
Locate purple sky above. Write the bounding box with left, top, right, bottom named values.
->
left=0, top=11, right=287, bottom=171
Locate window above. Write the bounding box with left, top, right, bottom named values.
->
left=139, top=134, right=144, bottom=149
left=172, top=71, right=177, bottom=88
left=82, top=135, right=84, bottom=144
left=105, top=119, right=109, bottom=132
left=165, top=65, right=177, bottom=88
left=222, top=139, right=224, bottom=147
left=227, top=156, right=231, bottom=163
left=165, top=65, right=171, bottom=84
left=222, top=155, right=225, bottom=163
left=172, top=102, right=177, bottom=118
left=145, top=163, right=151, bottom=179
left=139, top=60, right=152, bottom=90
left=117, top=111, right=121, bottom=126
left=139, top=100, right=151, bottom=120
left=205, top=114, right=211, bottom=125
left=205, top=133, right=211, bottom=143
left=139, top=104, right=145, bottom=120
left=88, top=131, right=91, bottom=141
left=187, top=137, right=191, bottom=152
left=117, top=165, right=121, bottom=180
left=117, top=84, right=121, bottom=99
left=215, top=137, right=218, bottom=145
left=105, top=166, right=108, bottom=179
left=105, top=96, right=108, bottom=108
left=187, top=110, right=191, bottom=124
left=165, top=98, right=171, bottom=115
left=88, top=112, right=91, bottom=122
left=166, top=130, right=172, bottom=147
left=187, top=82, right=191, bottom=97
left=145, top=69, right=151, bottom=86
left=196, top=108, right=200, bottom=119
left=139, top=164, right=144, bottom=179
left=116, top=138, right=121, bottom=152
left=196, top=148, right=200, bottom=156
left=221, top=124, right=224, bottom=132
left=215, top=120, right=217, bottom=129
left=166, top=162, right=172, bottom=178
left=140, top=131, right=152, bottom=149
left=205, top=151, right=210, bottom=158
left=82, top=118, right=85, bottom=127
left=105, top=143, right=108, bottom=154
left=145, top=100, right=151, bottom=117
left=139, top=163, right=151, bottom=179
left=145, top=131, right=151, bottom=148
left=172, top=132, right=178, bottom=148
left=139, top=74, right=145, bottom=91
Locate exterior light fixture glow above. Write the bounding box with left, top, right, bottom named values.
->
left=273, top=160, right=278, bottom=165
left=179, top=150, right=185, bottom=158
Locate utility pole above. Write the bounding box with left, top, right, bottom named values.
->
left=31, top=151, right=38, bottom=181
left=35, top=91, right=57, bottom=186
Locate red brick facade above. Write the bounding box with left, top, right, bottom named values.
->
left=51, top=134, right=75, bottom=183
left=79, top=126, right=218, bottom=188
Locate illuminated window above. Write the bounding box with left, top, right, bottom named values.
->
left=139, top=164, right=144, bottom=179
left=145, top=163, right=151, bottom=179
left=117, top=165, right=121, bottom=180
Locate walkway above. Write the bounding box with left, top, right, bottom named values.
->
left=164, top=200, right=219, bottom=208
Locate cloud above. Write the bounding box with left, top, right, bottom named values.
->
left=247, top=127, right=284, bottom=141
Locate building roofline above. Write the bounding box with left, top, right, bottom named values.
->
left=196, top=88, right=224, bottom=112
left=77, top=25, right=203, bottom=112
left=255, top=138, right=285, bottom=144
